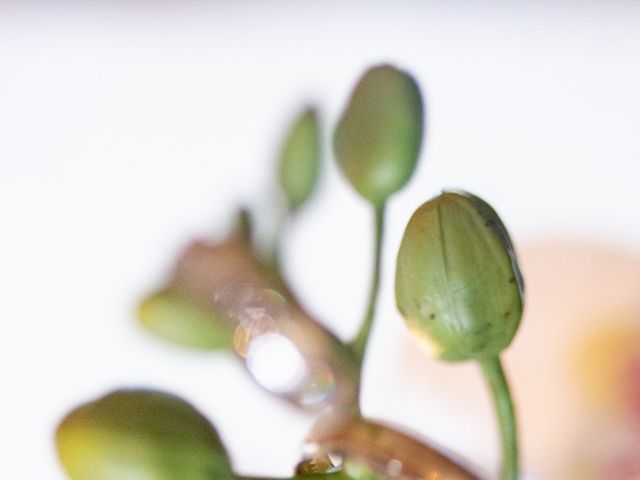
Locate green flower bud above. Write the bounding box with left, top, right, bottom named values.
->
left=137, top=289, right=235, bottom=350
left=279, top=107, right=321, bottom=211
left=334, top=65, right=423, bottom=206
left=395, top=191, right=524, bottom=361
left=56, top=389, right=235, bottom=480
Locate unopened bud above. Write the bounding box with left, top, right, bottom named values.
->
left=334, top=65, right=423, bottom=206
left=395, top=191, right=523, bottom=361
left=56, top=389, right=235, bottom=479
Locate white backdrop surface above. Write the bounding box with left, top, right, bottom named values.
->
left=1, top=2, right=640, bottom=479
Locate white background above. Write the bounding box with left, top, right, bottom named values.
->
left=1, top=2, right=639, bottom=479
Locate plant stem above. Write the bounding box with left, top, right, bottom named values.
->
left=350, top=203, right=386, bottom=365
left=480, top=356, right=519, bottom=480
left=241, top=474, right=354, bottom=480
left=265, top=205, right=290, bottom=275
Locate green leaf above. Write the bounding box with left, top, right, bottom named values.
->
left=334, top=65, right=423, bottom=206
left=137, top=289, right=235, bottom=350
left=279, top=107, right=321, bottom=211
left=395, top=191, right=523, bottom=361
left=56, top=389, right=236, bottom=480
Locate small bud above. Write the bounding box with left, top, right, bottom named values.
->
left=56, top=389, right=235, bottom=480
left=279, top=107, right=321, bottom=211
left=334, top=65, right=423, bottom=206
left=137, top=289, right=235, bottom=350
left=395, top=191, right=524, bottom=361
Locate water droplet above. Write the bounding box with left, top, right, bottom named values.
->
left=301, top=442, right=320, bottom=457
left=327, top=452, right=343, bottom=469
left=245, top=333, right=307, bottom=394
left=262, top=288, right=287, bottom=305
left=229, top=287, right=337, bottom=407
left=296, top=453, right=340, bottom=475
left=295, top=360, right=336, bottom=407
left=386, top=458, right=402, bottom=477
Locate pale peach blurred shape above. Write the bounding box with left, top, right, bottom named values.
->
left=394, top=239, right=640, bottom=478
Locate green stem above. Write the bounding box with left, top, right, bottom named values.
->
left=480, top=356, right=519, bottom=480
left=350, top=203, right=386, bottom=364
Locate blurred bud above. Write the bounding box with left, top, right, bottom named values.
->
left=395, top=191, right=523, bottom=361
left=56, top=389, right=235, bottom=480
left=334, top=65, right=423, bottom=206
left=279, top=107, right=321, bottom=211
left=137, top=289, right=235, bottom=350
